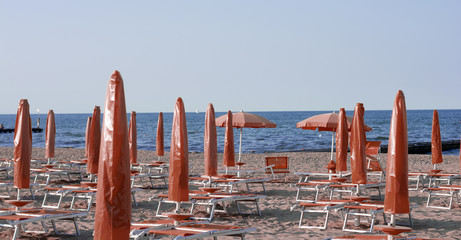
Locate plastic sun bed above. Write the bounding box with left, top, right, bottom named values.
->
left=152, top=192, right=266, bottom=221
left=0, top=208, right=87, bottom=240
left=426, top=185, right=461, bottom=209
left=147, top=223, right=256, bottom=240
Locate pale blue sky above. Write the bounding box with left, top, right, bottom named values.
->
left=1, top=1, right=460, bottom=114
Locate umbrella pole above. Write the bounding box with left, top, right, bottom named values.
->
left=238, top=128, right=243, bottom=162
left=17, top=189, right=21, bottom=200
left=330, top=132, right=335, bottom=161
left=47, top=158, right=51, bottom=165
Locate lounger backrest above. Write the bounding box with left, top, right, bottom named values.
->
left=365, top=141, right=381, bottom=156
left=265, top=156, right=289, bottom=173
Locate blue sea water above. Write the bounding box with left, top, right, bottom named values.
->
left=0, top=110, right=460, bottom=155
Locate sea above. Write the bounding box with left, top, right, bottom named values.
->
left=0, top=110, right=460, bottom=155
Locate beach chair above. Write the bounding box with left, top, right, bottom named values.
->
left=264, top=156, right=290, bottom=180
left=427, top=173, right=460, bottom=188
left=426, top=185, right=461, bottom=209
left=408, top=172, right=428, bottom=190
left=296, top=199, right=351, bottom=229
left=152, top=192, right=266, bottom=221
left=365, top=141, right=385, bottom=182
left=342, top=204, right=386, bottom=233
left=130, top=219, right=176, bottom=240
left=147, top=223, right=256, bottom=240
left=0, top=208, right=87, bottom=239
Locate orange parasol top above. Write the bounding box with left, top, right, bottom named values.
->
left=13, top=99, right=32, bottom=189
left=84, top=116, right=92, bottom=158
left=129, top=111, right=137, bottom=164
left=94, top=70, right=132, bottom=240
left=156, top=112, right=165, bottom=157
left=204, top=103, right=218, bottom=177
left=384, top=90, right=410, bottom=215
left=216, top=111, right=276, bottom=129
left=169, top=97, right=189, bottom=202
left=87, top=106, right=101, bottom=174
left=431, top=110, right=443, bottom=165
left=45, top=110, right=56, bottom=159
left=297, top=112, right=372, bottom=132
left=336, top=108, right=348, bottom=172
left=223, top=111, right=235, bottom=167
left=350, top=103, right=367, bottom=184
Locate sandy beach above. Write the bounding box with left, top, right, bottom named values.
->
left=1, top=146, right=460, bottom=239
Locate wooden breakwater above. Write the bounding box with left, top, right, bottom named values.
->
left=287, top=140, right=460, bottom=154
left=380, top=140, right=460, bottom=154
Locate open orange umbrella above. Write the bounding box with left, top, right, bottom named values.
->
left=204, top=103, right=217, bottom=177
left=431, top=110, right=443, bottom=169
left=94, top=70, right=131, bottom=239
left=87, top=106, right=101, bottom=178
left=350, top=103, right=367, bottom=184
left=156, top=112, right=165, bottom=159
left=297, top=112, right=372, bottom=162
left=129, top=111, right=137, bottom=164
left=169, top=97, right=189, bottom=209
left=13, top=99, right=32, bottom=200
left=384, top=90, right=409, bottom=225
left=45, top=110, right=56, bottom=164
left=85, top=116, right=92, bottom=158
left=336, top=108, right=348, bottom=174
left=223, top=111, right=235, bottom=171
left=216, top=111, right=276, bottom=162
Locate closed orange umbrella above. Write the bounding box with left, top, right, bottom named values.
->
left=204, top=103, right=217, bottom=177
left=169, top=97, right=189, bottom=205
left=13, top=99, right=32, bottom=199
left=156, top=112, right=165, bottom=158
left=350, top=103, right=367, bottom=184
left=216, top=111, right=276, bottom=162
left=85, top=116, right=92, bottom=158
left=45, top=110, right=56, bottom=163
left=94, top=70, right=131, bottom=240
left=223, top=111, right=235, bottom=169
left=431, top=110, right=443, bottom=168
left=87, top=106, right=101, bottom=176
left=129, top=111, right=137, bottom=164
left=384, top=90, right=409, bottom=225
left=336, top=108, right=348, bottom=173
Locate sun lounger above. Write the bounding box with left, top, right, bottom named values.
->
left=147, top=223, right=256, bottom=240
left=0, top=208, right=87, bottom=240
left=131, top=172, right=168, bottom=189
left=130, top=219, right=176, bottom=240
left=408, top=172, right=428, bottom=190
left=426, top=185, right=461, bottom=209
left=31, top=167, right=85, bottom=185
left=296, top=200, right=351, bottom=229
left=342, top=204, right=386, bottom=233
left=329, top=182, right=385, bottom=199
left=427, top=173, right=460, bottom=188
left=152, top=192, right=266, bottom=221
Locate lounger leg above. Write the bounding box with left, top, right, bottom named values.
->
left=13, top=224, right=22, bottom=240
left=208, top=203, right=216, bottom=221
left=298, top=206, right=306, bottom=228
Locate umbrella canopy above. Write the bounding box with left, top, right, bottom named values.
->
left=216, top=111, right=276, bottom=162
left=169, top=97, right=189, bottom=202
left=13, top=99, right=32, bottom=190
left=216, top=111, right=277, bottom=129
left=94, top=70, right=131, bottom=239
left=204, top=104, right=218, bottom=177
left=336, top=108, right=348, bottom=172
left=87, top=106, right=101, bottom=175
left=156, top=112, right=165, bottom=157
left=85, top=116, right=92, bottom=158
left=129, top=111, right=137, bottom=164
left=384, top=90, right=410, bottom=220
left=45, top=110, right=56, bottom=159
left=350, top=103, right=367, bottom=184
left=223, top=111, right=235, bottom=168
left=431, top=110, right=443, bottom=166
left=297, top=112, right=372, bottom=162
left=296, top=112, right=372, bottom=132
